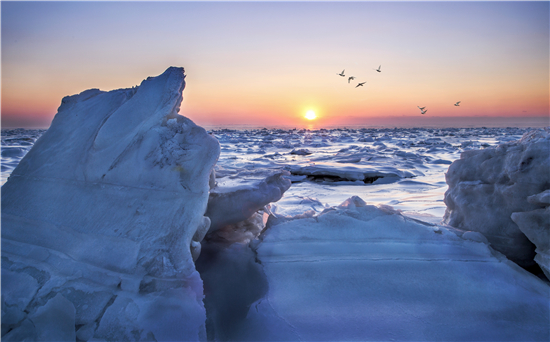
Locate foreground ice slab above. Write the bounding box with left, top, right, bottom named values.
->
left=240, top=197, right=550, bottom=341
left=1, top=67, right=219, bottom=340
left=443, top=128, right=550, bottom=269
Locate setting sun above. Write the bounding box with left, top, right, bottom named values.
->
left=305, top=110, right=317, bottom=120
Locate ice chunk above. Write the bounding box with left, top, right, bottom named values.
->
left=290, top=148, right=312, bottom=155
left=206, top=171, right=291, bottom=232
left=335, top=156, right=361, bottom=163
left=30, top=294, right=76, bottom=342
left=443, top=128, right=550, bottom=268
left=512, top=201, right=550, bottom=280
left=528, top=189, right=550, bottom=206
left=242, top=197, right=550, bottom=341
left=1, top=67, right=218, bottom=340
left=337, top=195, right=367, bottom=208
left=1, top=270, right=40, bottom=325
left=4, top=294, right=76, bottom=341
left=2, top=319, right=37, bottom=341
left=95, top=283, right=206, bottom=341
left=287, top=163, right=414, bottom=184
left=430, top=158, right=453, bottom=164
left=204, top=211, right=267, bottom=245
left=462, top=231, right=490, bottom=244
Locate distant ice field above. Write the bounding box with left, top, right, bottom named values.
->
left=1, top=129, right=46, bottom=185
left=2, top=126, right=531, bottom=224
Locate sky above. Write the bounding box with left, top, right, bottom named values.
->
left=1, top=1, right=549, bottom=129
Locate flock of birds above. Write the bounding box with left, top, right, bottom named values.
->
left=337, top=67, right=379, bottom=88
left=337, top=66, right=461, bottom=115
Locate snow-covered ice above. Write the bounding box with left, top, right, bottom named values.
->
left=2, top=68, right=549, bottom=341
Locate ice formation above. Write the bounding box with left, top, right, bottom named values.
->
left=1, top=67, right=219, bottom=340
left=236, top=197, right=550, bottom=341
left=443, top=128, right=550, bottom=269
left=512, top=189, right=550, bottom=279
left=286, top=163, right=415, bottom=184
left=205, top=171, right=291, bottom=233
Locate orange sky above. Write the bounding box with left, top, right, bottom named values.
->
left=2, top=2, right=548, bottom=129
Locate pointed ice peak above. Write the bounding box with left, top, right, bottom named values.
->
left=135, top=66, right=186, bottom=115
left=92, top=66, right=187, bottom=152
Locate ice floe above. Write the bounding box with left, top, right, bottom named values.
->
left=239, top=197, right=550, bottom=341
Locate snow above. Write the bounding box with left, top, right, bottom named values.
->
left=2, top=68, right=549, bottom=341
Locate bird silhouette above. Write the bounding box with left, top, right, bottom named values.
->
left=348, top=76, right=355, bottom=83
left=374, top=65, right=381, bottom=72
left=356, top=82, right=366, bottom=88
left=338, top=69, right=345, bottom=77
left=420, top=109, right=427, bottom=115
left=418, top=106, right=426, bottom=111
left=454, top=101, right=461, bottom=106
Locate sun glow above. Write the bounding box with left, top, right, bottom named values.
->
left=305, top=110, right=317, bottom=120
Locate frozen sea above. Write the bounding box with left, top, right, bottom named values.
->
left=3, top=123, right=550, bottom=341
left=1, top=126, right=532, bottom=224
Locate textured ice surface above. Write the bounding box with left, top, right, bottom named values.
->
left=208, top=126, right=530, bottom=223
left=512, top=189, right=550, bottom=279
left=240, top=198, right=550, bottom=341
left=286, top=163, right=415, bottom=184
left=1, top=129, right=45, bottom=185
left=3, top=126, right=531, bottom=223
left=206, top=171, right=291, bottom=233
left=3, top=118, right=547, bottom=340
left=1, top=67, right=218, bottom=340
left=444, top=128, right=550, bottom=268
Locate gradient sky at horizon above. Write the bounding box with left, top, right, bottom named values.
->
left=2, top=1, right=549, bottom=128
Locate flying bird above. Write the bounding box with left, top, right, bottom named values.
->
left=454, top=101, right=461, bottom=106
left=338, top=69, right=345, bottom=77
left=420, top=109, right=427, bottom=115
left=348, top=76, right=355, bottom=83
left=418, top=106, right=426, bottom=111
left=356, top=82, right=366, bottom=88
left=375, top=65, right=382, bottom=72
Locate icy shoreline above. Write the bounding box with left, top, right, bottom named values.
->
left=2, top=67, right=548, bottom=341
